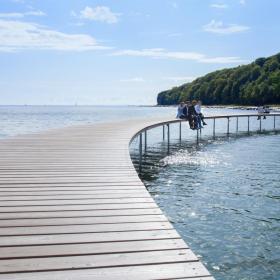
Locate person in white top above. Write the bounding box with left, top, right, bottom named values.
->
left=176, top=102, right=186, bottom=119
left=195, top=100, right=207, bottom=128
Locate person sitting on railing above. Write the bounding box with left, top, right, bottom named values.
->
left=176, top=102, right=186, bottom=119
left=264, top=105, right=270, bottom=115
left=257, top=105, right=266, bottom=120
left=184, top=101, right=190, bottom=121
left=195, top=100, right=207, bottom=128
left=188, top=100, right=199, bottom=130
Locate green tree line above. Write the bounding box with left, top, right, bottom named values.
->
left=157, top=52, right=280, bottom=105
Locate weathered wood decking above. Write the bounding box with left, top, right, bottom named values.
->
left=0, top=119, right=213, bottom=280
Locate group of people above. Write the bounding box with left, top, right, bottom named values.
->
left=176, top=100, right=207, bottom=130
left=257, top=105, right=270, bottom=120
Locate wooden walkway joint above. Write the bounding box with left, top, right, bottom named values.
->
left=0, top=118, right=218, bottom=279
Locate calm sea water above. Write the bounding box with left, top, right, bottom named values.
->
left=0, top=105, right=251, bottom=139
left=1, top=105, right=279, bottom=279
left=129, top=113, right=280, bottom=280
left=0, top=105, right=176, bottom=139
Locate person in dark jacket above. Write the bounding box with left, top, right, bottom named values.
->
left=188, top=100, right=198, bottom=129
left=183, top=101, right=190, bottom=120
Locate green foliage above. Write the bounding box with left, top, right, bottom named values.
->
left=157, top=52, right=280, bottom=105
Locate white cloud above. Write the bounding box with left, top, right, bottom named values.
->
left=120, top=77, right=145, bottom=82
left=0, top=13, right=24, bottom=18
left=0, top=19, right=109, bottom=52
left=210, top=3, right=228, bottom=9
left=25, top=10, right=45, bottom=16
left=111, top=48, right=246, bottom=64
left=240, top=0, right=246, bottom=5
left=164, top=76, right=196, bottom=82
left=203, top=20, right=250, bottom=34
left=79, top=6, right=120, bottom=24
left=0, top=10, right=46, bottom=18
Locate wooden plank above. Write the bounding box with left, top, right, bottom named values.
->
left=0, top=186, right=145, bottom=191
left=0, top=182, right=144, bottom=187
left=0, top=197, right=153, bottom=207
left=0, top=221, right=173, bottom=236
left=0, top=203, right=158, bottom=213
left=0, top=189, right=148, bottom=196
left=0, top=229, right=180, bottom=246
left=0, top=249, right=197, bottom=273
left=0, top=239, right=187, bottom=259
left=0, top=192, right=151, bottom=201
left=0, top=208, right=163, bottom=219
left=0, top=214, right=167, bottom=227
left=0, top=262, right=211, bottom=280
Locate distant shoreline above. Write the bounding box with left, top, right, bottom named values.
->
left=1, top=104, right=279, bottom=112
left=156, top=104, right=280, bottom=112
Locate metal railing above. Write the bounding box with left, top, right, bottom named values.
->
left=131, top=113, right=280, bottom=173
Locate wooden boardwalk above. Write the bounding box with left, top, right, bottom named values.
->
left=0, top=119, right=213, bottom=280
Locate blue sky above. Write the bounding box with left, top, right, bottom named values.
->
left=0, top=0, right=279, bottom=105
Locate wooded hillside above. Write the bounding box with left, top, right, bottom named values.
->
left=157, top=53, right=280, bottom=105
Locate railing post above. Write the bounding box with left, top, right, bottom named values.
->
left=227, top=117, right=230, bottom=136
left=167, top=124, right=170, bottom=154
left=236, top=117, right=239, bottom=134
left=144, top=130, right=147, bottom=154
left=274, top=115, right=276, bottom=131
left=247, top=116, right=250, bottom=135
left=213, top=118, right=216, bottom=139
left=139, top=133, right=142, bottom=173
left=179, top=121, right=182, bottom=142
left=196, top=128, right=199, bottom=145
left=163, top=125, right=165, bottom=140
left=259, top=117, right=262, bottom=132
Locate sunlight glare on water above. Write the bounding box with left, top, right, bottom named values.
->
left=162, top=144, right=232, bottom=167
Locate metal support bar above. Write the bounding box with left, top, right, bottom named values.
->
left=227, top=117, right=230, bottom=136
left=259, top=117, right=262, bottom=132
left=179, top=121, right=182, bottom=142
left=247, top=116, right=250, bottom=135
left=139, top=133, right=142, bottom=173
left=163, top=125, right=165, bottom=140
left=236, top=117, right=239, bottom=134
left=167, top=124, right=170, bottom=154
left=196, top=128, right=199, bottom=145
left=144, top=130, right=147, bottom=154
left=274, top=115, right=276, bottom=130
left=213, top=118, right=216, bottom=139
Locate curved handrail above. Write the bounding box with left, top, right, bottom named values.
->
left=130, top=113, right=280, bottom=144
left=129, top=113, right=280, bottom=172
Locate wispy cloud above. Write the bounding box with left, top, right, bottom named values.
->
left=240, top=0, right=246, bottom=5
left=0, top=19, right=109, bottom=52
left=111, top=48, right=246, bottom=64
left=203, top=20, right=250, bottom=34
left=164, top=76, right=196, bottom=82
left=75, top=6, right=120, bottom=24
left=120, top=77, right=145, bottom=82
left=0, top=10, right=46, bottom=18
left=210, top=3, right=228, bottom=9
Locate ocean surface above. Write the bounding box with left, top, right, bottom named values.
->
left=1, top=105, right=279, bottom=280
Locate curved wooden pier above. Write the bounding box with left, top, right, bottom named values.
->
left=0, top=118, right=213, bottom=280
